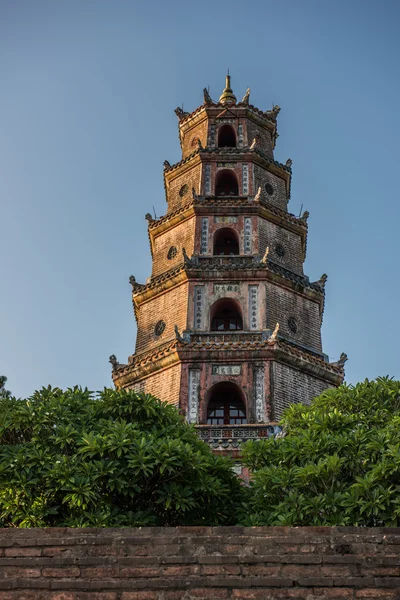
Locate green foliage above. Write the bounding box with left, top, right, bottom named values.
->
left=240, top=376, right=400, bottom=527
left=0, top=387, right=242, bottom=527
left=0, top=376, right=11, bottom=399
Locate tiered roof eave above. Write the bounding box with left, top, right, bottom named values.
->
left=111, top=334, right=345, bottom=391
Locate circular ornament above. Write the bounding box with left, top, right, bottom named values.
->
left=179, top=184, right=188, bottom=197
left=167, top=246, right=177, bottom=260
left=287, top=317, right=298, bottom=335
left=275, top=243, right=286, bottom=259
left=154, top=320, right=166, bottom=337
left=264, top=182, right=274, bottom=196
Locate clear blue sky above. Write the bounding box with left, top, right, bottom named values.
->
left=1, top=0, right=399, bottom=398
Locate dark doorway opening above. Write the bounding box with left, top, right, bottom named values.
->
left=218, top=124, right=236, bottom=148
left=213, top=228, right=239, bottom=256
left=215, top=170, right=239, bottom=196
left=207, top=382, right=247, bottom=425
left=210, top=298, right=243, bottom=331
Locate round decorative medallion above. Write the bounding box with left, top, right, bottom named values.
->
left=154, top=320, right=166, bottom=337
left=179, top=184, right=188, bottom=197
left=287, top=317, right=298, bottom=334
left=167, top=246, right=177, bottom=260
left=264, top=182, right=274, bottom=196
left=275, top=243, right=285, bottom=259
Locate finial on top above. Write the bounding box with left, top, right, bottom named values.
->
left=219, top=72, right=237, bottom=105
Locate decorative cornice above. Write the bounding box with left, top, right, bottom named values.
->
left=112, top=331, right=344, bottom=390
left=177, top=102, right=278, bottom=129
left=131, top=255, right=323, bottom=302
left=148, top=197, right=305, bottom=235
left=130, top=257, right=325, bottom=332
left=163, top=146, right=290, bottom=176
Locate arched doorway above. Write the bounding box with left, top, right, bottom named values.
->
left=210, top=298, right=243, bottom=331
left=215, top=170, right=239, bottom=196
left=218, top=124, right=236, bottom=148
left=206, top=382, right=247, bottom=425
left=213, top=228, right=239, bottom=256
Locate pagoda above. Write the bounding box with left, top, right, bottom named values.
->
left=111, top=75, right=346, bottom=454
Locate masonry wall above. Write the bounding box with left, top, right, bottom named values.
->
left=135, top=284, right=189, bottom=354
left=272, top=362, right=333, bottom=420
left=258, top=217, right=304, bottom=275
left=266, top=282, right=322, bottom=352
left=181, top=117, right=209, bottom=158
left=151, top=217, right=196, bottom=277
left=253, top=164, right=287, bottom=210
left=130, top=364, right=182, bottom=407
left=246, top=119, right=274, bottom=157
left=1, top=526, right=400, bottom=599
left=166, top=164, right=202, bottom=213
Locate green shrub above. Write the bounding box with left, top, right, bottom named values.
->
left=240, top=376, right=400, bottom=527
left=0, top=386, right=242, bottom=527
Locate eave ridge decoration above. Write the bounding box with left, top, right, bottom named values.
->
left=330, top=352, right=348, bottom=372
left=163, top=146, right=291, bottom=176
left=133, top=255, right=324, bottom=297
left=174, top=107, right=189, bottom=121
left=259, top=246, right=269, bottom=264
left=259, top=201, right=307, bottom=228
left=311, top=273, right=328, bottom=292
left=148, top=199, right=195, bottom=229
left=300, top=210, right=310, bottom=224
left=163, top=149, right=200, bottom=173
left=109, top=354, right=128, bottom=375
left=277, top=339, right=344, bottom=374
left=117, top=335, right=341, bottom=379
left=129, top=275, right=145, bottom=293
left=133, top=264, right=185, bottom=294
left=203, top=88, right=213, bottom=105
left=174, top=325, right=190, bottom=344
left=267, top=322, right=279, bottom=344
left=264, top=104, right=281, bottom=122
left=180, top=332, right=342, bottom=374
left=182, top=247, right=194, bottom=267
left=253, top=148, right=292, bottom=173
left=241, top=87, right=250, bottom=105
left=145, top=213, right=154, bottom=224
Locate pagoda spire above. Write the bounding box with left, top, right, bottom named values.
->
left=219, top=71, right=237, bottom=105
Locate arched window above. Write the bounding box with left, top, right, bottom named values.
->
left=218, top=124, right=236, bottom=148
left=207, top=382, right=247, bottom=425
left=213, top=228, right=239, bottom=256
left=215, top=170, right=239, bottom=196
left=210, top=298, right=243, bottom=331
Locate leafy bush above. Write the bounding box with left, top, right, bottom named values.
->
left=0, top=376, right=11, bottom=399
left=0, top=387, right=242, bottom=527
left=240, top=376, right=400, bottom=527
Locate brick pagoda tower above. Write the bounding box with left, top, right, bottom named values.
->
left=111, top=76, right=346, bottom=451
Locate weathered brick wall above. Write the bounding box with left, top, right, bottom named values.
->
left=131, top=364, right=182, bottom=407
left=166, top=163, right=202, bottom=213
left=246, top=120, right=274, bottom=157
left=151, top=217, right=196, bottom=277
left=258, top=217, right=304, bottom=274
left=254, top=164, right=287, bottom=210
left=272, top=362, right=333, bottom=420
left=181, top=118, right=209, bottom=158
left=135, top=284, right=189, bottom=353
left=1, top=526, right=400, bottom=599
left=266, top=282, right=322, bottom=352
